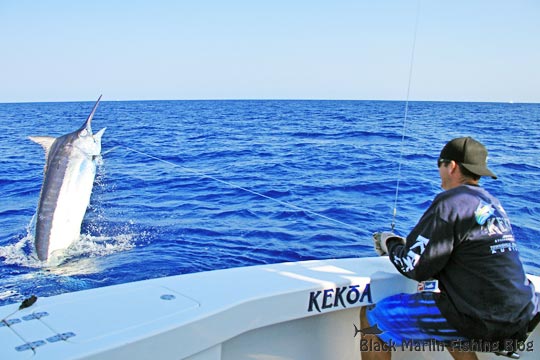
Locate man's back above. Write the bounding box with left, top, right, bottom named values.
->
left=391, top=184, right=537, bottom=341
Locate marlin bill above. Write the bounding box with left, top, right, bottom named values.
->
left=29, top=96, right=106, bottom=262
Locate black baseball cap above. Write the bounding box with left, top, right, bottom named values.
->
left=439, top=137, right=497, bottom=179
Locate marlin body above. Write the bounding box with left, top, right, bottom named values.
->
left=29, top=96, right=106, bottom=261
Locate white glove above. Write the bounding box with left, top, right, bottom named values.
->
left=372, top=232, right=405, bottom=256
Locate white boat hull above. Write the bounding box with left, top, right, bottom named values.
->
left=1, top=257, right=538, bottom=359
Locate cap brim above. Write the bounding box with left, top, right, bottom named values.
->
left=462, top=163, right=497, bottom=179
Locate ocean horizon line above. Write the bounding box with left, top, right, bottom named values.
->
left=1, top=98, right=537, bottom=105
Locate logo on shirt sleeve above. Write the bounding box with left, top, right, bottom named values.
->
left=475, top=201, right=514, bottom=237
left=475, top=201, right=495, bottom=225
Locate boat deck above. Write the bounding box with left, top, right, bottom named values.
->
left=1, top=257, right=538, bottom=359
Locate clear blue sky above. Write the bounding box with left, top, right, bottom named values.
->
left=1, top=0, right=539, bottom=103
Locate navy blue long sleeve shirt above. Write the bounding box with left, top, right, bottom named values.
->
left=388, top=184, right=538, bottom=341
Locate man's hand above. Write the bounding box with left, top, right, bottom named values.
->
left=372, top=232, right=405, bottom=256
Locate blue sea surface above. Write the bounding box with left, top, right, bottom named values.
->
left=1, top=100, right=539, bottom=306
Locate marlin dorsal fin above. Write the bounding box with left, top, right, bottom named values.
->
left=29, top=136, right=56, bottom=160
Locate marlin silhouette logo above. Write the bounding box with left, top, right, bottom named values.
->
left=353, top=324, right=384, bottom=337
left=29, top=96, right=106, bottom=262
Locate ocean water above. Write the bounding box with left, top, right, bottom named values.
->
left=0, top=100, right=539, bottom=307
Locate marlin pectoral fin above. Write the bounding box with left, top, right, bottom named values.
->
left=29, top=136, right=56, bottom=159
left=94, top=128, right=106, bottom=143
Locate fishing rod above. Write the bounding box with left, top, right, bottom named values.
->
left=390, top=0, right=421, bottom=232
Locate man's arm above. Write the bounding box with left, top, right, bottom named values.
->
left=388, top=211, right=455, bottom=282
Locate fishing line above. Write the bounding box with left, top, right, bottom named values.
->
left=391, top=0, right=421, bottom=232
left=119, top=145, right=365, bottom=234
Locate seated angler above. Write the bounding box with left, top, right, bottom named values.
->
left=362, top=137, right=539, bottom=360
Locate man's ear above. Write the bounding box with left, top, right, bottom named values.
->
left=449, top=160, right=459, bottom=174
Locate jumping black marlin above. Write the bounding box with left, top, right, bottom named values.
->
left=29, top=96, right=106, bottom=261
